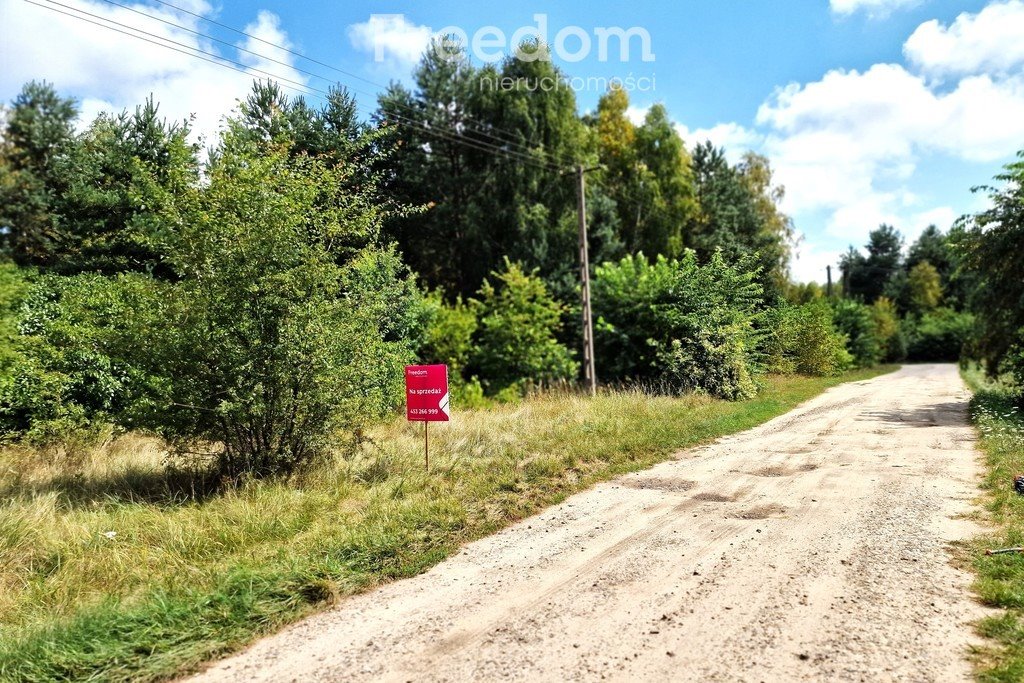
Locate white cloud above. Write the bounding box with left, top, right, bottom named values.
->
left=237, top=10, right=305, bottom=87
left=830, top=0, right=920, bottom=17
left=0, top=0, right=308, bottom=147
left=789, top=241, right=843, bottom=285
left=905, top=0, right=1024, bottom=77
left=625, top=105, right=648, bottom=126
left=753, top=61, right=1024, bottom=247
left=676, top=122, right=763, bottom=163
left=622, top=106, right=763, bottom=162
left=347, top=14, right=432, bottom=72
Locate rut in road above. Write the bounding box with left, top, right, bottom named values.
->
left=189, top=364, right=990, bottom=682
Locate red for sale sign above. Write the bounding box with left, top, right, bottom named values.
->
left=405, top=364, right=450, bottom=422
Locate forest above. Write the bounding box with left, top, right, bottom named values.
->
left=0, top=45, right=1021, bottom=479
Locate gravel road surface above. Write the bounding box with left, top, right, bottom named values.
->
left=189, top=364, right=989, bottom=682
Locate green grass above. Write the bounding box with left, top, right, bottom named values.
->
left=962, top=366, right=1024, bottom=682
left=0, top=367, right=893, bottom=682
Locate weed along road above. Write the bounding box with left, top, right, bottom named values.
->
left=190, top=364, right=988, bottom=682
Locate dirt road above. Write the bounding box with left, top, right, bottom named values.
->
left=191, top=364, right=989, bottom=682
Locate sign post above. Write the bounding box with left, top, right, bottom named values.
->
left=405, top=364, right=450, bottom=471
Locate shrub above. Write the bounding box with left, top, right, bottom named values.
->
left=761, top=305, right=799, bottom=375
left=2, top=141, right=421, bottom=479
left=420, top=291, right=477, bottom=372
left=144, top=145, right=419, bottom=479
left=418, top=290, right=491, bottom=409
left=592, top=251, right=763, bottom=400
left=871, top=297, right=906, bottom=362
left=1004, top=331, right=1024, bottom=396
left=0, top=261, right=31, bottom=371
left=0, top=273, right=165, bottom=442
left=905, top=307, right=974, bottom=362
left=790, top=301, right=851, bottom=376
left=471, top=259, right=578, bottom=395
left=833, top=299, right=882, bottom=368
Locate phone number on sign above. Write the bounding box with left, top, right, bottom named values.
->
left=409, top=408, right=440, bottom=416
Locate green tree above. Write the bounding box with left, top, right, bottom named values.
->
left=906, top=261, right=943, bottom=312
left=0, top=81, right=78, bottom=267
left=871, top=297, right=905, bottom=362
left=840, top=224, right=903, bottom=303
left=377, top=44, right=584, bottom=300
left=631, top=103, right=698, bottom=257
left=58, top=99, right=199, bottom=276
left=471, top=259, right=578, bottom=395
left=832, top=299, right=882, bottom=368
left=955, top=150, right=1024, bottom=378
left=225, top=81, right=368, bottom=165
left=790, top=301, right=851, bottom=376
left=688, top=143, right=788, bottom=297
left=420, top=289, right=478, bottom=379
left=904, top=308, right=974, bottom=362
left=592, top=251, right=764, bottom=399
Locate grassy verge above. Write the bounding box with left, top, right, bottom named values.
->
left=0, top=367, right=893, bottom=682
left=962, top=366, right=1024, bottom=682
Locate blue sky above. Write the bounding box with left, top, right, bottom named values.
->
left=2, top=0, right=1022, bottom=281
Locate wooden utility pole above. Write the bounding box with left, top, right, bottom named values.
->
left=576, top=165, right=599, bottom=396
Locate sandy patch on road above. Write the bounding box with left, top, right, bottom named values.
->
left=189, top=364, right=990, bottom=682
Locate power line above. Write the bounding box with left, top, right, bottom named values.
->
left=33, top=0, right=321, bottom=96
left=141, top=0, right=576, bottom=167
left=95, top=0, right=553, bottom=163
left=26, top=0, right=565, bottom=173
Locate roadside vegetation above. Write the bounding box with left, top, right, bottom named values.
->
left=0, top=369, right=890, bottom=682
left=963, top=368, right=1024, bottom=683
left=955, top=151, right=1024, bottom=681
left=0, top=36, right=1019, bottom=682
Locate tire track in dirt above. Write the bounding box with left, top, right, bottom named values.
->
left=188, top=365, right=990, bottom=682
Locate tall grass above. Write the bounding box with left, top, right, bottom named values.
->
left=962, top=367, right=1024, bottom=682
left=0, top=369, right=891, bottom=682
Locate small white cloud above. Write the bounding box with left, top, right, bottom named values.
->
left=347, top=14, right=432, bottom=71
left=911, top=206, right=957, bottom=231
left=677, top=122, right=763, bottom=162
left=789, top=242, right=843, bottom=284
left=830, top=0, right=920, bottom=17
left=625, top=105, right=649, bottom=126
left=237, top=10, right=304, bottom=87
left=905, top=1, right=1024, bottom=77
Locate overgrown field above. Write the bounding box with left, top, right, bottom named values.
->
left=963, top=367, right=1024, bottom=682
left=0, top=368, right=889, bottom=682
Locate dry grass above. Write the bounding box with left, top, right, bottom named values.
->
left=0, top=369, right=893, bottom=682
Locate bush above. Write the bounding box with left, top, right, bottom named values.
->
left=418, top=289, right=485, bottom=407
left=871, top=297, right=906, bottom=362
left=2, top=141, right=421, bottom=479
left=0, top=273, right=165, bottom=442
left=833, top=299, right=882, bottom=368
left=147, top=145, right=419, bottom=478
left=905, top=307, right=974, bottom=362
left=0, top=261, right=31, bottom=370
left=592, top=251, right=764, bottom=400
left=761, top=305, right=799, bottom=375
left=471, top=259, right=578, bottom=395
left=761, top=301, right=854, bottom=376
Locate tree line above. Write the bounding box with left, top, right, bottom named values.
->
left=0, top=45, right=1020, bottom=479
